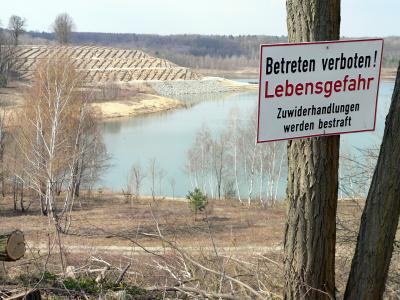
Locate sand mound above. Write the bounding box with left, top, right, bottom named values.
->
left=13, top=45, right=202, bottom=83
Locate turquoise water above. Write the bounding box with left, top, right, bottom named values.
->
left=99, top=80, right=394, bottom=197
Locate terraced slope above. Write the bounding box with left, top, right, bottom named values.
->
left=13, top=45, right=202, bottom=83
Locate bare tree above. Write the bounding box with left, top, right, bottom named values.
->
left=344, top=63, right=400, bottom=299
left=157, top=168, right=166, bottom=196
left=15, top=56, right=82, bottom=270
left=8, top=15, right=26, bottom=46
left=169, top=177, right=176, bottom=200
left=227, top=109, right=243, bottom=204
left=52, top=13, right=75, bottom=45
left=12, top=55, right=110, bottom=270
left=187, top=114, right=286, bottom=205
left=211, top=135, right=226, bottom=200
left=130, top=163, right=146, bottom=201
left=0, top=23, right=16, bottom=87
left=148, top=158, right=160, bottom=201
left=238, top=117, right=258, bottom=206
left=70, top=114, right=109, bottom=198
left=264, top=142, right=285, bottom=206
left=15, top=56, right=86, bottom=221
left=186, top=126, right=216, bottom=198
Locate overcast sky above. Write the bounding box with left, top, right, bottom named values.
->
left=0, top=0, right=398, bottom=37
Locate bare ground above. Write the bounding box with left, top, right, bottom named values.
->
left=0, top=193, right=286, bottom=253
left=91, top=93, right=183, bottom=119
left=0, top=194, right=399, bottom=298
left=0, top=77, right=257, bottom=121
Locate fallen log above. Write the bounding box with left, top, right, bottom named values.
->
left=0, top=230, right=25, bottom=261
left=3, top=289, right=41, bottom=300
left=0, top=287, right=41, bottom=300
left=115, top=262, right=131, bottom=285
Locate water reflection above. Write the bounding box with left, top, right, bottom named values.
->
left=99, top=81, right=394, bottom=198
left=102, top=120, right=123, bottom=134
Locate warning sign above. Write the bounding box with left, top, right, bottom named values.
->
left=257, top=39, right=384, bottom=143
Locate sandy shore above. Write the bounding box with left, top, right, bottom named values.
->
left=91, top=78, right=257, bottom=119
left=217, top=77, right=258, bottom=91
left=91, top=93, right=183, bottom=119
left=2, top=71, right=395, bottom=121
left=197, top=68, right=259, bottom=79
left=0, top=78, right=257, bottom=121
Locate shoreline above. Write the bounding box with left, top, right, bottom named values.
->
left=92, top=77, right=257, bottom=119
left=197, top=67, right=398, bottom=81
left=91, top=93, right=183, bottom=119
left=1, top=73, right=394, bottom=121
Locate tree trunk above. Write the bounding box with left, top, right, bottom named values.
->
left=344, top=64, right=400, bottom=300
left=20, top=181, right=24, bottom=212
left=39, top=182, right=47, bottom=216
left=73, top=156, right=84, bottom=198
left=13, top=176, right=17, bottom=211
left=1, top=175, right=5, bottom=198
left=0, top=231, right=25, bottom=261
left=284, top=1, right=340, bottom=299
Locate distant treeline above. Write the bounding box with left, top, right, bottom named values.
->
left=25, top=31, right=400, bottom=69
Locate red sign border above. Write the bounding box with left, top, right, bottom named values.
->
left=256, top=38, right=385, bottom=143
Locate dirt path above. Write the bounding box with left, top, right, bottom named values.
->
left=28, top=243, right=283, bottom=256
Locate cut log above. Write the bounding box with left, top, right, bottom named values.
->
left=3, top=289, right=41, bottom=300
left=0, top=231, right=25, bottom=261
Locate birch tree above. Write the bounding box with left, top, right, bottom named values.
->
left=130, top=163, right=146, bottom=201
left=227, top=110, right=243, bottom=204
left=211, top=134, right=227, bottom=200
left=0, top=26, right=16, bottom=87
left=15, top=55, right=104, bottom=227
left=186, top=126, right=213, bottom=197
left=187, top=115, right=286, bottom=204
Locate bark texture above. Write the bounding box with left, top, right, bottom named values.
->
left=344, top=64, right=400, bottom=300
left=284, top=1, right=340, bottom=299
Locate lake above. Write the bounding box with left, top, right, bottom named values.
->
left=99, top=80, right=394, bottom=198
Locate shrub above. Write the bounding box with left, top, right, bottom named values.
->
left=0, top=74, right=7, bottom=88
left=186, top=188, right=208, bottom=215
left=101, top=82, right=121, bottom=100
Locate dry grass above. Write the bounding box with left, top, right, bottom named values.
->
left=0, top=194, right=399, bottom=299
left=0, top=192, right=286, bottom=252
left=0, top=193, right=287, bottom=299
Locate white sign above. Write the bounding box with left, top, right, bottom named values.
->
left=257, top=39, right=384, bottom=143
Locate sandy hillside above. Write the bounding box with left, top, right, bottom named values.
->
left=13, top=45, right=202, bottom=83
left=9, top=45, right=258, bottom=119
